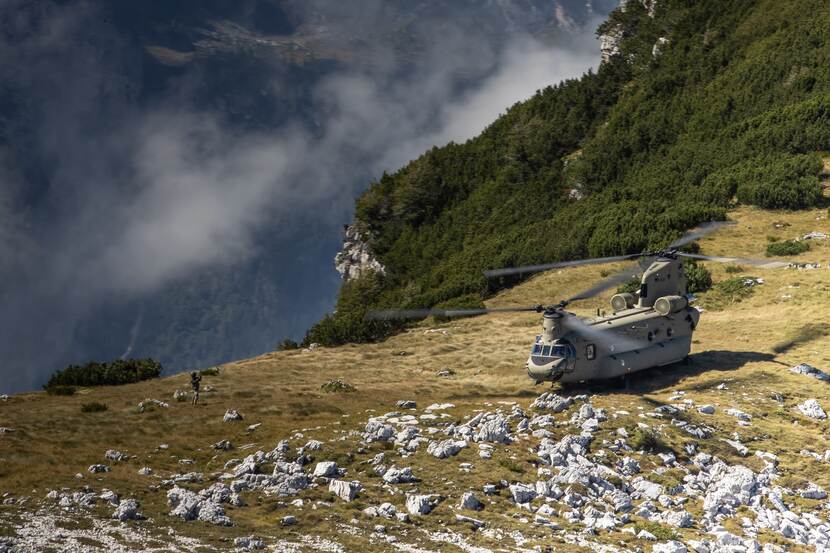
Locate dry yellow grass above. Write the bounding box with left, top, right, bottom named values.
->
left=2, top=205, right=830, bottom=551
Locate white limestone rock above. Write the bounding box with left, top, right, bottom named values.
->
left=510, top=483, right=537, bottom=505
left=223, top=409, right=244, bottom=422
left=329, top=479, right=361, bottom=502
left=312, top=461, right=339, bottom=478
left=474, top=415, right=511, bottom=444
left=530, top=392, right=573, bottom=413
left=697, top=404, right=715, bottom=415
left=653, top=541, right=688, bottom=553
left=112, top=498, right=141, bottom=521
left=234, top=536, right=265, bottom=550
left=458, top=491, right=483, bottom=511
left=88, top=464, right=110, bottom=474
left=799, top=482, right=827, bottom=499
left=335, top=223, right=385, bottom=281
left=382, top=466, right=416, bottom=484
left=798, top=399, right=827, bottom=419
left=791, top=363, right=830, bottom=381
left=427, top=439, right=467, bottom=459
left=406, top=494, right=440, bottom=515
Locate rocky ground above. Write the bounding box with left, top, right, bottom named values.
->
left=4, top=375, right=830, bottom=552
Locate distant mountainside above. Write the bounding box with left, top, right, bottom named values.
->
left=0, top=0, right=614, bottom=392
left=309, top=0, right=830, bottom=346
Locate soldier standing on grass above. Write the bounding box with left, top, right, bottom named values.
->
left=190, top=371, right=202, bottom=405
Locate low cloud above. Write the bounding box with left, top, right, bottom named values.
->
left=0, top=1, right=602, bottom=393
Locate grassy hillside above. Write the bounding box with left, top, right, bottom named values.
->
left=307, top=0, right=830, bottom=345
left=3, top=206, right=830, bottom=551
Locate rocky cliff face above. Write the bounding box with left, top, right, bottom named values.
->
left=334, top=224, right=385, bottom=281
left=599, top=0, right=658, bottom=63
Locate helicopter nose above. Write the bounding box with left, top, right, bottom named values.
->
left=527, top=357, right=566, bottom=381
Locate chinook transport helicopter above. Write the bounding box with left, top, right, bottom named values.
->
left=369, top=222, right=791, bottom=384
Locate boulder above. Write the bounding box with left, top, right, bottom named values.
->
left=798, top=399, right=827, bottom=420
left=697, top=405, right=715, bottom=415
left=456, top=514, right=485, bottom=528
left=223, top=409, right=244, bottom=422
left=312, top=461, right=339, bottom=478
left=509, top=483, right=537, bottom=504
left=138, top=467, right=152, bottom=475
left=799, top=482, right=827, bottom=499
left=105, top=450, right=127, bottom=462
left=363, top=502, right=398, bottom=519
left=406, top=494, right=440, bottom=515
left=382, top=466, right=416, bottom=484
left=88, top=464, right=110, bottom=474
left=458, top=491, right=483, bottom=511
left=112, top=499, right=141, bottom=521
left=234, top=536, right=265, bottom=550
left=329, top=479, right=361, bottom=502
left=427, top=439, right=467, bottom=459
left=474, top=416, right=511, bottom=444
left=653, top=541, right=688, bottom=553
left=791, top=363, right=830, bottom=381
left=665, top=510, right=693, bottom=528
left=213, top=440, right=233, bottom=450
left=396, top=400, right=417, bottom=409
left=531, top=393, right=573, bottom=413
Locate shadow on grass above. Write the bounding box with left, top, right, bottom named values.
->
left=560, top=350, right=783, bottom=396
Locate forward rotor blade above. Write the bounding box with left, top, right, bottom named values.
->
left=676, top=252, right=790, bottom=268
left=565, top=264, right=641, bottom=303
left=365, top=306, right=539, bottom=321
left=667, top=221, right=734, bottom=249
left=484, top=253, right=642, bottom=279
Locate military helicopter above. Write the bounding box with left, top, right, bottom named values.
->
left=368, top=222, right=791, bottom=384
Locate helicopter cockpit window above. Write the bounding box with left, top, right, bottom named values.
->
left=542, top=345, right=552, bottom=357
left=586, top=344, right=596, bottom=360
left=640, top=283, right=648, bottom=298
left=531, top=344, right=542, bottom=355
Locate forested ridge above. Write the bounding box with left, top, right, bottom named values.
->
left=306, top=0, right=830, bottom=346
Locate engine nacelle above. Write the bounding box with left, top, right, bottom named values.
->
left=610, top=293, right=636, bottom=312
left=654, top=295, right=688, bottom=316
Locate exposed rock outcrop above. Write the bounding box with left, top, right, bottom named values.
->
left=334, top=223, right=385, bottom=282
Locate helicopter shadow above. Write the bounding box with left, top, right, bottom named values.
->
left=559, top=350, right=784, bottom=397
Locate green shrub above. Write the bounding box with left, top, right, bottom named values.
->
left=684, top=260, right=712, bottom=293
left=766, top=239, right=809, bottom=257
left=497, top=457, right=526, bottom=474
left=702, top=277, right=758, bottom=309
left=628, top=427, right=670, bottom=452
left=277, top=339, right=299, bottom=351
left=45, top=385, right=76, bottom=396
left=46, top=358, right=162, bottom=388
left=80, top=402, right=108, bottom=413
left=321, top=379, right=356, bottom=393
left=633, top=521, right=677, bottom=541
left=724, top=264, right=744, bottom=273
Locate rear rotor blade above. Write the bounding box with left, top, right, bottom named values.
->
left=560, top=313, right=649, bottom=352
left=484, top=253, right=642, bottom=279
left=667, top=221, right=734, bottom=249
left=365, top=306, right=539, bottom=321
left=676, top=252, right=790, bottom=268
left=565, top=264, right=641, bottom=303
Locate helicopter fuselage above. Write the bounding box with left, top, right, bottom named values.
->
left=525, top=256, right=701, bottom=383
left=526, top=304, right=699, bottom=383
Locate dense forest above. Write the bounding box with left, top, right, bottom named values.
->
left=306, top=0, right=830, bottom=345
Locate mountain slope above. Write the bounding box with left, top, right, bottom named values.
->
left=2, top=206, right=830, bottom=552
left=308, top=0, right=830, bottom=345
